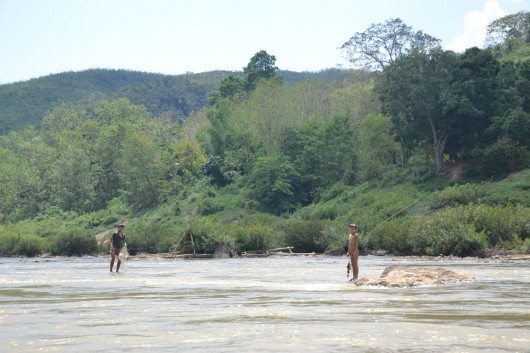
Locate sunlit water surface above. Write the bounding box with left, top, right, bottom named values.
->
left=0, top=256, right=529, bottom=353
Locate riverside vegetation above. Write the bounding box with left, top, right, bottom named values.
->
left=1, top=14, right=529, bottom=258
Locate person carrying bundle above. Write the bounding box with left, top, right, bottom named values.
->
left=110, top=224, right=127, bottom=272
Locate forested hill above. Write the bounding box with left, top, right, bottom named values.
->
left=0, top=68, right=348, bottom=134
left=0, top=69, right=228, bottom=133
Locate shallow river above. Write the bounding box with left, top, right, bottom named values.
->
left=0, top=255, right=529, bottom=353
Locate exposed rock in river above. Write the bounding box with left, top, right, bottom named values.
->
left=213, top=244, right=239, bottom=259
left=355, top=265, right=474, bottom=287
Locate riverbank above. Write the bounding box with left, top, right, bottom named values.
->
left=15, top=251, right=530, bottom=263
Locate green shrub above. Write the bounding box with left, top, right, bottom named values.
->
left=107, top=197, right=131, bottom=216
left=320, top=227, right=344, bottom=254
left=310, top=203, right=339, bottom=220
left=174, top=219, right=218, bottom=254
left=476, top=137, right=530, bottom=176
left=198, top=197, right=224, bottom=215
left=347, top=185, right=420, bottom=231
left=0, top=230, right=44, bottom=256
left=432, top=183, right=484, bottom=209
left=48, top=228, right=98, bottom=256
left=368, top=217, right=414, bottom=254
left=14, top=234, right=45, bottom=257
left=125, top=224, right=178, bottom=254
left=0, top=233, right=19, bottom=256
left=369, top=207, right=492, bottom=256
left=468, top=205, right=524, bottom=246
left=224, top=223, right=278, bottom=252
left=319, top=182, right=350, bottom=202
left=174, top=215, right=282, bottom=254
left=480, top=172, right=530, bottom=206
left=407, top=216, right=487, bottom=256
left=523, top=238, right=530, bottom=254
left=279, top=219, right=327, bottom=253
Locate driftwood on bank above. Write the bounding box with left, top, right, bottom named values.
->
left=241, top=246, right=316, bottom=257
left=129, top=245, right=317, bottom=259
left=131, top=252, right=212, bottom=260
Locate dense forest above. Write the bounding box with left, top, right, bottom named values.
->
left=0, top=68, right=348, bottom=134
left=1, top=13, right=529, bottom=258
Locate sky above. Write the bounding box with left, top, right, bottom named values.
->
left=0, top=0, right=528, bottom=84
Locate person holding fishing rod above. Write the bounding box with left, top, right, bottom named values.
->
left=347, top=223, right=359, bottom=281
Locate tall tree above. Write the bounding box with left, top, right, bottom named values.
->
left=281, top=115, right=358, bottom=198
left=486, top=11, right=530, bottom=50
left=340, top=18, right=441, bottom=71
left=358, top=114, right=402, bottom=180
left=219, top=75, right=245, bottom=101
left=378, top=50, right=457, bottom=174
left=40, top=103, right=87, bottom=146
left=443, top=47, right=500, bottom=159
left=486, top=11, right=530, bottom=63
left=117, top=128, right=164, bottom=210
left=247, top=155, right=301, bottom=214
left=243, top=50, right=281, bottom=90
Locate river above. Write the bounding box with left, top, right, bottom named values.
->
left=1, top=255, right=529, bottom=353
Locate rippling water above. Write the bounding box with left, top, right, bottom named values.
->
left=1, top=256, right=529, bottom=353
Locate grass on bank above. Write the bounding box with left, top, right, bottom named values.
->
left=1, top=170, right=529, bottom=257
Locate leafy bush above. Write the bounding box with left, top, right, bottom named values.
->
left=310, top=202, right=339, bottom=220
left=14, top=234, right=45, bottom=257
left=467, top=204, right=529, bottom=246
left=125, top=224, right=178, bottom=254
left=318, top=227, right=345, bottom=254
left=278, top=219, right=328, bottom=253
left=407, top=216, right=487, bottom=256
left=319, top=182, right=350, bottom=202
left=524, top=238, right=530, bottom=254
left=372, top=204, right=530, bottom=255
left=247, top=155, right=302, bottom=214
left=174, top=219, right=218, bottom=254
left=480, top=171, right=530, bottom=206
left=0, top=233, right=19, bottom=256
left=476, top=137, right=530, bottom=176
left=76, top=203, right=129, bottom=232
left=345, top=184, right=420, bottom=236
left=368, top=205, right=530, bottom=256
left=202, top=156, right=232, bottom=187
left=107, top=197, right=131, bottom=216
left=432, top=183, right=484, bottom=209
left=224, top=223, right=279, bottom=252
left=368, top=208, right=489, bottom=256
left=198, top=197, right=224, bottom=215
left=48, top=228, right=98, bottom=256
left=367, top=217, right=414, bottom=254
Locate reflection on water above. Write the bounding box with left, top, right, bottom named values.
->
left=1, top=256, right=529, bottom=352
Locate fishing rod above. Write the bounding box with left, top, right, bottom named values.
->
left=365, top=198, right=420, bottom=239
left=346, top=198, right=420, bottom=278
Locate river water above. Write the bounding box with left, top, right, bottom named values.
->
left=0, top=255, right=529, bottom=353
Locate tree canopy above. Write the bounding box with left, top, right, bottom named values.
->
left=486, top=11, right=530, bottom=61
left=340, top=18, right=441, bottom=71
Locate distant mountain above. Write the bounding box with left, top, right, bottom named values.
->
left=0, top=69, right=228, bottom=133
left=0, top=68, right=350, bottom=134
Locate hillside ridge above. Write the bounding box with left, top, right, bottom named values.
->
left=0, top=68, right=349, bottom=134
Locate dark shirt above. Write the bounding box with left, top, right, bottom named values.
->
left=111, top=231, right=125, bottom=249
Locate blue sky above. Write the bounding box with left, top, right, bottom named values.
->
left=0, top=0, right=528, bottom=84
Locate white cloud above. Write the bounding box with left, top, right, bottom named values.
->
left=445, top=0, right=507, bottom=52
